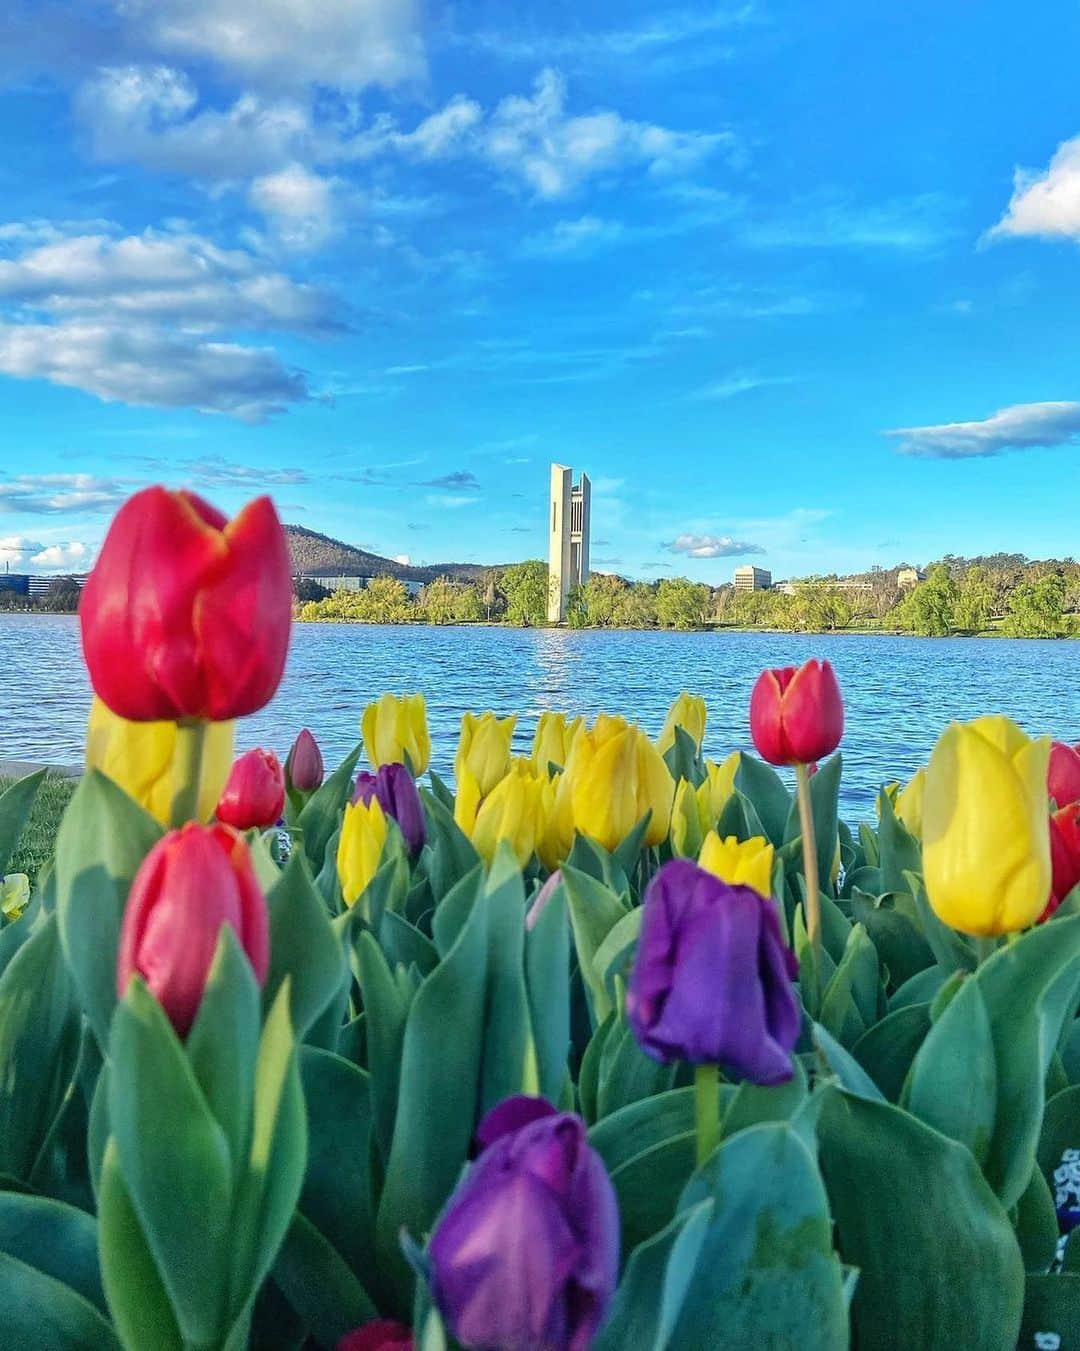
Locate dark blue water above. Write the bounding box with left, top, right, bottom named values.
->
left=1, top=615, right=1076, bottom=815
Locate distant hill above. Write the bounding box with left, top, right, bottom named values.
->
left=285, top=524, right=506, bottom=584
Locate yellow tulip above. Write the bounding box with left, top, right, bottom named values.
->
left=670, top=778, right=704, bottom=858
left=895, top=768, right=926, bottom=839
left=531, top=712, right=583, bottom=776
left=658, top=691, right=707, bottom=754
left=539, top=771, right=575, bottom=870
left=922, top=715, right=1051, bottom=936
left=465, top=762, right=550, bottom=867
left=361, top=692, right=431, bottom=775
left=337, top=796, right=389, bottom=908
left=696, top=752, right=741, bottom=832
left=1, top=873, right=30, bottom=921
left=455, top=711, right=516, bottom=798
left=85, top=696, right=233, bottom=825
left=568, top=718, right=674, bottom=852
left=699, top=832, right=775, bottom=897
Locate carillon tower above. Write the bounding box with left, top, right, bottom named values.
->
left=548, top=463, right=591, bottom=623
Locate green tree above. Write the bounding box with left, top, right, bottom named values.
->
left=953, top=566, right=995, bottom=632
left=655, top=577, right=711, bottom=629
left=501, top=561, right=551, bottom=626
left=579, top=573, right=628, bottom=627
left=38, top=578, right=82, bottom=613
left=453, top=584, right=485, bottom=623
left=361, top=576, right=411, bottom=623
left=418, top=577, right=457, bottom=625
left=1003, top=571, right=1067, bottom=637
left=895, top=565, right=956, bottom=636
left=615, top=583, right=658, bottom=628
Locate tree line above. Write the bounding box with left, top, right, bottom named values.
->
left=295, top=557, right=1079, bottom=638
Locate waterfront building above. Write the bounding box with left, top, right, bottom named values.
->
left=897, top=567, right=926, bottom=589
left=0, top=573, right=88, bottom=597
left=301, top=575, right=423, bottom=598
left=733, top=566, right=772, bottom=592
left=548, top=464, right=591, bottom=623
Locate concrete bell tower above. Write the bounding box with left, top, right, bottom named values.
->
left=548, top=463, right=591, bottom=623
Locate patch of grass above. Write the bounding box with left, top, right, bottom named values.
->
left=0, top=774, right=78, bottom=884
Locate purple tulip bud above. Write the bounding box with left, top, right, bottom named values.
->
left=288, top=728, right=324, bottom=792
left=626, top=859, right=800, bottom=1083
left=429, top=1107, right=619, bottom=1351
left=353, top=763, right=426, bottom=856
left=473, top=1094, right=558, bottom=1155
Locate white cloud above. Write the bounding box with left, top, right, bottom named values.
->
left=454, top=7, right=757, bottom=62
left=739, top=192, right=957, bottom=251
left=886, top=401, right=1080, bottom=458
left=694, top=370, right=795, bottom=400
left=0, top=228, right=340, bottom=332
left=0, top=534, right=93, bottom=570
left=0, top=474, right=130, bottom=514
left=393, top=553, right=410, bottom=565
left=0, top=321, right=307, bottom=421
left=248, top=163, right=340, bottom=251
left=425, top=494, right=478, bottom=509
left=665, top=532, right=765, bottom=558
left=989, top=136, right=1080, bottom=241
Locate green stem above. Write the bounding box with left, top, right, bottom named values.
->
left=694, top=1063, right=720, bottom=1167
left=794, top=761, right=822, bottom=1011
left=170, top=719, right=208, bottom=828
left=974, top=935, right=998, bottom=965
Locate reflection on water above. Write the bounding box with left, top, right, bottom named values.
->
left=1, top=614, right=1076, bottom=816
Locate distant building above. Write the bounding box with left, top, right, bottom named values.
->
left=303, top=574, right=423, bottom=598
left=0, top=573, right=88, bottom=598
left=548, top=464, right=591, bottom=623
left=733, top=566, right=772, bottom=592
left=770, top=577, right=873, bottom=597
left=897, top=567, right=926, bottom=589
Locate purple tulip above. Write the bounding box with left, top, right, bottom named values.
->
left=353, top=763, right=426, bottom=856
left=287, top=728, right=324, bottom=793
left=429, top=1106, right=619, bottom=1351
left=626, top=859, right=800, bottom=1083
left=473, top=1094, right=558, bottom=1155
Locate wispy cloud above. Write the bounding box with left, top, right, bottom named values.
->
left=0, top=533, right=92, bottom=571
left=419, top=470, right=480, bottom=490
left=987, top=135, right=1080, bottom=242
left=425, top=493, right=478, bottom=509
left=737, top=192, right=959, bottom=252
left=0, top=473, right=130, bottom=514
left=887, top=400, right=1080, bottom=458
left=694, top=370, right=795, bottom=400
left=665, top=532, right=765, bottom=558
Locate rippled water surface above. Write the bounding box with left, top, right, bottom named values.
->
left=1, top=615, right=1076, bottom=815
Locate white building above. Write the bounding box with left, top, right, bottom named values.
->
left=548, top=464, right=591, bottom=623
left=733, top=566, right=772, bottom=592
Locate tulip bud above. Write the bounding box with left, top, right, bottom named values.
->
left=531, top=711, right=582, bottom=776
left=1049, top=741, right=1080, bottom=808
left=353, top=763, right=426, bottom=856
left=337, top=797, right=389, bottom=908
left=698, top=831, right=775, bottom=898
left=894, top=767, right=926, bottom=838
left=361, top=693, right=431, bottom=776
left=1, top=873, right=30, bottom=921
left=526, top=871, right=563, bottom=932
left=627, top=859, right=799, bottom=1081
left=216, top=749, right=285, bottom=831
left=85, top=696, right=234, bottom=825
left=696, top=752, right=740, bottom=832
left=457, top=762, right=549, bottom=867
left=923, top=715, right=1051, bottom=936
left=568, top=717, right=674, bottom=852
left=1048, top=802, right=1080, bottom=916
left=116, top=823, right=269, bottom=1035
left=749, top=659, right=844, bottom=766
left=429, top=1102, right=618, bottom=1351
left=670, top=778, right=704, bottom=858
left=80, top=487, right=291, bottom=722
left=287, top=728, right=324, bottom=793
left=657, top=691, right=707, bottom=755
left=336, top=1322, right=414, bottom=1351
left=455, top=711, right=516, bottom=799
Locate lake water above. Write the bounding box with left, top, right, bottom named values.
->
left=1, top=615, right=1076, bottom=816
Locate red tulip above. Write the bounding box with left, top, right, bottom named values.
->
left=749, top=660, right=844, bottom=766
left=1048, top=741, right=1080, bottom=808
left=80, top=486, right=292, bottom=722
left=117, top=823, right=269, bottom=1035
left=287, top=728, right=324, bottom=793
left=1047, top=803, right=1080, bottom=918
left=216, top=749, right=285, bottom=830
left=336, top=1322, right=414, bottom=1351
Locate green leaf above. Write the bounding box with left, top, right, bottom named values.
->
left=905, top=915, right=1080, bottom=1208
left=0, top=1250, right=122, bottom=1351
left=478, top=847, right=533, bottom=1113
left=0, top=1192, right=108, bottom=1316
left=375, top=875, right=490, bottom=1311
left=420, top=790, right=480, bottom=904
left=355, top=932, right=414, bottom=1164
left=266, top=851, right=348, bottom=1042
left=98, top=1141, right=183, bottom=1351
left=561, top=863, right=630, bottom=1025
left=889, top=965, right=948, bottom=1012
left=595, top=1020, right=676, bottom=1120
left=592, top=908, right=643, bottom=1007
left=0, top=768, right=46, bottom=875
left=379, top=910, right=440, bottom=977
left=819, top=923, right=883, bottom=1048
left=733, top=754, right=791, bottom=847
left=0, top=912, right=81, bottom=1181
left=1014, top=1164, right=1059, bottom=1274
left=669, top=1123, right=849, bottom=1349
left=524, top=878, right=571, bottom=1105
left=185, top=927, right=261, bottom=1176
left=273, top=1213, right=379, bottom=1351
left=108, top=980, right=233, bottom=1346
left=662, top=725, right=704, bottom=790
left=55, top=770, right=163, bottom=1049
left=850, top=1004, right=931, bottom=1102
left=298, top=1047, right=377, bottom=1283
left=908, top=873, right=976, bottom=974
left=784, top=753, right=842, bottom=894
left=1038, top=1084, right=1080, bottom=1189
left=1019, top=1274, right=1080, bottom=1348
left=589, top=1087, right=699, bottom=1176
left=875, top=788, right=923, bottom=896
left=850, top=888, right=935, bottom=991
left=721, top=1058, right=808, bottom=1140
left=298, top=743, right=363, bottom=875
left=229, top=983, right=308, bottom=1313
left=812, top=1023, right=886, bottom=1102
left=819, top=1087, right=1024, bottom=1350
left=608, top=1130, right=698, bottom=1255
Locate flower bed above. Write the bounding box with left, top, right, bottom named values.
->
left=0, top=486, right=1078, bottom=1351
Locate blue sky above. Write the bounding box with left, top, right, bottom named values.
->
left=0, top=0, right=1079, bottom=581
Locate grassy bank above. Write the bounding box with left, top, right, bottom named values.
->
left=0, top=774, right=77, bottom=883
